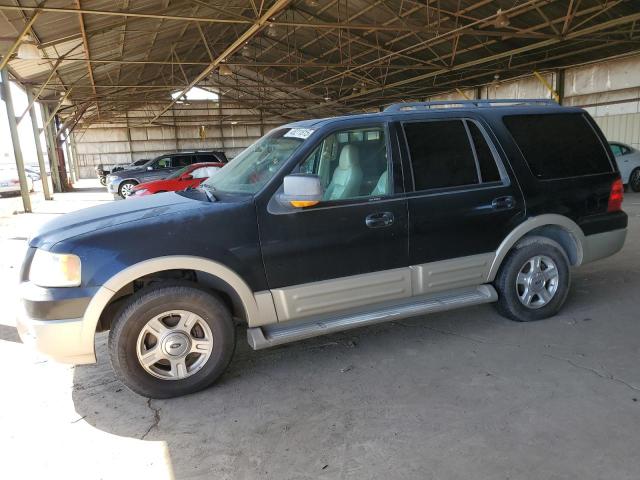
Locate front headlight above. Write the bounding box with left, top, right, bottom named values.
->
left=29, top=250, right=81, bottom=287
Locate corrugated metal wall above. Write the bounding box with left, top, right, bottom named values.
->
left=427, top=54, right=640, bottom=149
left=73, top=102, right=282, bottom=178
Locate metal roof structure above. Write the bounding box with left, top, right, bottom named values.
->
left=1, top=0, right=639, bottom=133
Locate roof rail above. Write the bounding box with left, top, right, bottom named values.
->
left=383, top=98, right=557, bottom=113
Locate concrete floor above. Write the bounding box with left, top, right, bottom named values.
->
left=1, top=180, right=639, bottom=480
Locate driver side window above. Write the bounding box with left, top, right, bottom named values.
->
left=155, top=157, right=172, bottom=169
left=298, top=126, right=390, bottom=201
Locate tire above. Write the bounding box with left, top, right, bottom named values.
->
left=630, top=168, right=640, bottom=193
left=118, top=180, right=137, bottom=198
left=493, top=237, right=570, bottom=322
left=99, top=177, right=107, bottom=186
left=109, top=283, right=236, bottom=398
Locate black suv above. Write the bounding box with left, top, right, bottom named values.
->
left=17, top=100, right=627, bottom=398
left=106, top=150, right=227, bottom=198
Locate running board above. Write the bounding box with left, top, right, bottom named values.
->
left=247, top=285, right=497, bottom=350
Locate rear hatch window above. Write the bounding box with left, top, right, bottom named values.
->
left=503, top=113, right=613, bottom=179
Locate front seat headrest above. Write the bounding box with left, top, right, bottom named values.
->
left=338, top=144, right=359, bottom=169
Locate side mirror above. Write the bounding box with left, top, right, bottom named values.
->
left=146, top=166, right=153, bottom=171
left=279, top=174, right=323, bottom=208
left=183, top=174, right=193, bottom=180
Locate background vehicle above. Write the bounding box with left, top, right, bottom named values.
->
left=129, top=162, right=224, bottom=197
left=96, top=159, right=149, bottom=186
left=18, top=100, right=627, bottom=398
left=0, top=167, right=34, bottom=196
left=106, top=151, right=227, bottom=198
left=609, top=141, right=640, bottom=192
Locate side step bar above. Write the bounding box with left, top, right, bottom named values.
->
left=247, top=285, right=497, bottom=350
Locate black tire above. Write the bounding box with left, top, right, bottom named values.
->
left=109, top=283, right=236, bottom=398
left=630, top=168, right=640, bottom=193
left=99, top=177, right=107, bottom=186
left=118, top=180, right=137, bottom=198
left=493, top=237, right=570, bottom=322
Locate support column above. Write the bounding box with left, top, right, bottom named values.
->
left=556, top=69, right=565, bottom=105
left=1, top=68, right=32, bottom=212
left=217, top=98, right=225, bottom=150
left=41, top=103, right=62, bottom=192
left=26, top=89, right=52, bottom=200
left=125, top=111, right=134, bottom=162
left=64, top=135, right=76, bottom=184
left=259, top=109, right=264, bottom=136
left=71, top=133, right=81, bottom=179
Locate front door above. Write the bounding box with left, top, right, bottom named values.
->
left=397, top=116, right=525, bottom=294
left=256, top=123, right=410, bottom=321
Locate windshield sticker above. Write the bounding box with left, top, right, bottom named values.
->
left=284, top=128, right=314, bottom=139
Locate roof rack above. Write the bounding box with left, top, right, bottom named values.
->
left=384, top=98, right=557, bottom=113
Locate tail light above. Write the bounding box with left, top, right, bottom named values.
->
left=607, top=178, right=624, bottom=212
left=9, top=179, right=19, bottom=185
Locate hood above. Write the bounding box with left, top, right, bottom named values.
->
left=30, top=192, right=205, bottom=250
left=133, top=177, right=178, bottom=191
left=110, top=166, right=148, bottom=177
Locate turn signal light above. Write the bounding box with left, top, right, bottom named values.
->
left=607, top=178, right=624, bottom=212
left=290, top=200, right=319, bottom=208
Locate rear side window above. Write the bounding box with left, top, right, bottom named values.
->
left=172, top=155, right=193, bottom=167
left=403, top=120, right=479, bottom=190
left=504, top=113, right=613, bottom=179
left=468, top=122, right=501, bottom=183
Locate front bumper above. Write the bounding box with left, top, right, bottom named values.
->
left=16, top=309, right=95, bottom=364
left=17, top=281, right=99, bottom=364
left=106, top=176, right=122, bottom=194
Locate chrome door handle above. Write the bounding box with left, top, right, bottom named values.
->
left=491, top=196, right=515, bottom=210
left=365, top=212, right=394, bottom=228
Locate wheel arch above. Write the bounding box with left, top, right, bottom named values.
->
left=487, top=214, right=585, bottom=282
left=80, top=256, right=266, bottom=360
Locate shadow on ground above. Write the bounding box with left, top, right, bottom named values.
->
left=0, top=324, right=20, bottom=343
left=71, top=258, right=640, bottom=478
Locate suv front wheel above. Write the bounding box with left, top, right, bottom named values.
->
left=109, top=283, right=236, bottom=398
left=494, top=237, right=570, bottom=322
left=118, top=180, right=137, bottom=198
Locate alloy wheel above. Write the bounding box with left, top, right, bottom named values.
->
left=136, top=310, right=214, bottom=380
left=515, top=255, right=559, bottom=309
left=120, top=183, right=135, bottom=197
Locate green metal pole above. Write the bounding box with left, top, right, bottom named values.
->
left=1, top=67, right=32, bottom=212
left=26, top=88, right=52, bottom=200
left=40, top=103, right=62, bottom=192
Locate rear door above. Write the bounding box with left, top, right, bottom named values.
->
left=398, top=116, right=525, bottom=293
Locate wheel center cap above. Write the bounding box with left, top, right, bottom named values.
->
left=161, top=332, right=191, bottom=357
left=529, top=273, right=545, bottom=292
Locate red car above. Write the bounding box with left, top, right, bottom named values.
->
left=129, top=162, right=224, bottom=197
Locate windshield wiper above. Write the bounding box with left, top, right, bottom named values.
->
left=197, top=183, right=217, bottom=202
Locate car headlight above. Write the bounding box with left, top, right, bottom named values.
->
left=29, top=249, right=81, bottom=287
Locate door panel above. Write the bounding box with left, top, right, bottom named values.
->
left=398, top=117, right=525, bottom=266
left=271, top=267, right=412, bottom=321
left=257, top=123, right=409, bottom=295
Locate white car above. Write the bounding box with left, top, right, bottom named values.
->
left=0, top=168, right=35, bottom=196
left=609, top=142, right=640, bottom=192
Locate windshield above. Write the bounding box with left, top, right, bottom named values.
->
left=202, top=128, right=309, bottom=194
left=167, top=165, right=191, bottom=179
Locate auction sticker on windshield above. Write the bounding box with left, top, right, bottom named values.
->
left=284, top=128, right=314, bottom=140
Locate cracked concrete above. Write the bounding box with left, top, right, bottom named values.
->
left=141, top=399, right=162, bottom=440
left=1, top=182, right=640, bottom=479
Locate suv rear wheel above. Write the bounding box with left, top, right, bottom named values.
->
left=109, top=283, right=235, bottom=398
left=494, top=237, right=570, bottom=322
